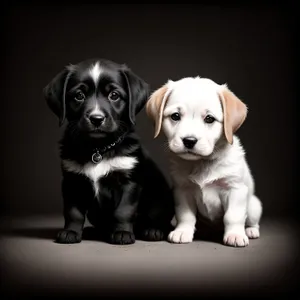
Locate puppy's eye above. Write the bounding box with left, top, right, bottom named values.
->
left=108, top=91, right=120, bottom=101
left=74, top=91, right=85, bottom=102
left=170, top=113, right=181, bottom=121
left=204, top=115, right=215, bottom=124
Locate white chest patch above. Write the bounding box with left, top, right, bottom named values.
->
left=62, top=156, right=138, bottom=196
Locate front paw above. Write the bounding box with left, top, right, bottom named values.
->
left=109, top=231, right=135, bottom=245
left=168, top=229, right=194, bottom=244
left=142, top=228, right=165, bottom=241
left=223, top=232, right=249, bottom=247
left=246, top=227, right=260, bottom=239
left=56, top=229, right=82, bottom=244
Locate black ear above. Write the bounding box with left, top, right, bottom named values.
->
left=43, top=66, right=73, bottom=127
left=122, top=66, right=150, bottom=125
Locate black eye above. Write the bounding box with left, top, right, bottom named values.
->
left=204, top=115, right=215, bottom=124
left=171, top=112, right=181, bottom=121
left=108, top=91, right=120, bottom=101
left=74, top=91, right=85, bottom=101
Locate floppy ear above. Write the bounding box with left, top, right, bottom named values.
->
left=218, top=85, right=248, bottom=144
left=43, top=66, right=73, bottom=127
left=146, top=82, right=173, bottom=138
left=121, top=66, right=150, bottom=125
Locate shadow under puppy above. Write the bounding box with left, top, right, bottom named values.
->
left=146, top=77, right=262, bottom=247
left=44, top=58, right=174, bottom=245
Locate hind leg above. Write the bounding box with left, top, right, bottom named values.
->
left=136, top=192, right=174, bottom=242
left=137, top=199, right=175, bottom=242
left=136, top=211, right=174, bottom=242
left=245, top=195, right=262, bottom=239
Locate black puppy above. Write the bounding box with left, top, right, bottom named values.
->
left=44, top=58, right=174, bottom=245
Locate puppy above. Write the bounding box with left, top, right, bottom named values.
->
left=146, top=77, right=262, bottom=247
left=44, top=58, right=174, bottom=245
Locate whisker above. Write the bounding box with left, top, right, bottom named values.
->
left=67, top=122, right=80, bottom=140
left=117, top=120, right=129, bottom=134
left=162, top=141, right=170, bottom=153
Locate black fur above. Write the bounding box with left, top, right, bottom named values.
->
left=44, top=58, right=174, bottom=245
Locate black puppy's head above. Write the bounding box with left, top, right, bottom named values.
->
left=43, top=58, right=149, bottom=138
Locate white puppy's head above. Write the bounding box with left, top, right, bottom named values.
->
left=146, top=77, right=247, bottom=160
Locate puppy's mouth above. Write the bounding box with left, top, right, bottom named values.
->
left=187, top=150, right=200, bottom=155
left=176, top=149, right=217, bottom=161
left=175, top=150, right=201, bottom=156
left=88, top=129, right=107, bottom=138
left=171, top=150, right=205, bottom=160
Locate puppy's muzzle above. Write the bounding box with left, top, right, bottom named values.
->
left=89, top=114, right=105, bottom=127
left=182, top=137, right=198, bottom=149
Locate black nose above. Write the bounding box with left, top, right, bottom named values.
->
left=182, top=137, right=198, bottom=149
left=89, top=114, right=105, bottom=127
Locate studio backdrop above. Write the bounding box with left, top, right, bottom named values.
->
left=2, top=3, right=296, bottom=220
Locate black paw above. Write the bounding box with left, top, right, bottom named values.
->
left=56, top=229, right=82, bottom=244
left=109, top=231, right=135, bottom=245
left=142, top=228, right=165, bottom=241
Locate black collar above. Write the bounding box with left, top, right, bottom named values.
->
left=91, top=131, right=128, bottom=164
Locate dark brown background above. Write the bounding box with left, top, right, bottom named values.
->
left=1, top=2, right=297, bottom=220
left=0, top=3, right=298, bottom=299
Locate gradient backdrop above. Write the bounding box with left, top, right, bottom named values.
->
left=2, top=3, right=297, bottom=221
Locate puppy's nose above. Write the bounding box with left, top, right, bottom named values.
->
left=89, top=114, right=105, bottom=127
left=182, top=137, right=198, bottom=149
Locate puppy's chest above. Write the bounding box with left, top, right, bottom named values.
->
left=173, top=161, right=231, bottom=190
left=62, top=156, right=138, bottom=196
left=188, top=164, right=229, bottom=222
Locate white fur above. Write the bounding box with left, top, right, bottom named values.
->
left=62, top=156, right=138, bottom=197
left=162, top=77, right=225, bottom=160
left=89, top=62, right=104, bottom=115
left=90, top=103, right=104, bottom=117
left=89, top=62, right=102, bottom=85
left=159, top=77, right=262, bottom=247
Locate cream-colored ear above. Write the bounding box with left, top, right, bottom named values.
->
left=146, top=83, right=172, bottom=138
left=218, top=85, right=248, bottom=144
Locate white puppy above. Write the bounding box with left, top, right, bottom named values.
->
left=146, top=77, right=262, bottom=247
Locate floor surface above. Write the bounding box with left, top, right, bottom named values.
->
left=0, top=215, right=299, bottom=299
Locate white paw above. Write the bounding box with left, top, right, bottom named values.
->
left=223, top=232, right=249, bottom=247
left=246, top=227, right=260, bottom=239
left=168, top=229, right=194, bottom=244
